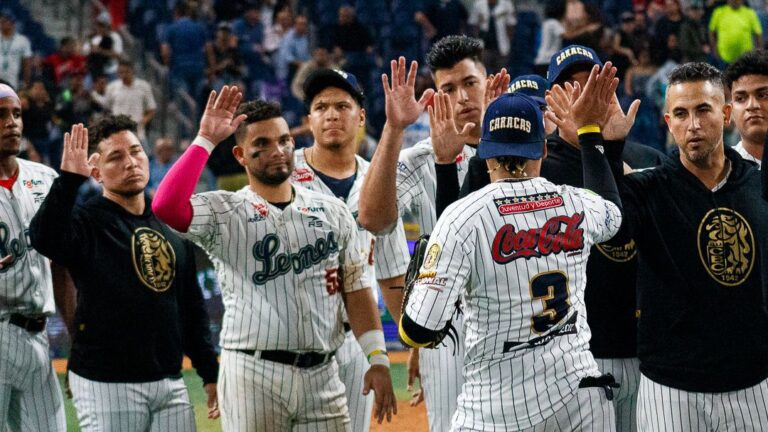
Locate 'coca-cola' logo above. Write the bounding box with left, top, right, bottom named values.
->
left=492, top=212, right=585, bottom=263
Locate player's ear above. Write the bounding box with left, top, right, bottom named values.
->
left=358, top=107, right=366, bottom=127
left=231, top=143, right=247, bottom=167
left=88, top=153, right=101, bottom=181
left=722, top=103, right=732, bottom=126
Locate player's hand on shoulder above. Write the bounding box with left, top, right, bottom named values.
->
left=198, top=85, right=248, bottom=145
left=382, top=57, right=434, bottom=131
left=61, top=123, right=93, bottom=177
left=429, top=91, right=474, bottom=164
left=363, top=364, right=398, bottom=423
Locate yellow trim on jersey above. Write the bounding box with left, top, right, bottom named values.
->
left=398, top=317, right=431, bottom=348
left=577, top=124, right=601, bottom=135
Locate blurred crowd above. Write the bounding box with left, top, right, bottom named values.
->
left=2, top=0, right=767, bottom=186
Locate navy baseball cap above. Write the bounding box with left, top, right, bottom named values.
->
left=507, top=74, right=550, bottom=106
left=547, top=45, right=602, bottom=84
left=303, top=68, right=365, bottom=108
left=479, top=93, right=545, bottom=160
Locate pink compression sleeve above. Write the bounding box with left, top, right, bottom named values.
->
left=152, top=144, right=211, bottom=232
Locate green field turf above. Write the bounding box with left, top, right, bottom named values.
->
left=59, top=364, right=414, bottom=432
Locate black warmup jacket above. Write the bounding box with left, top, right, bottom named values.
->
left=615, top=145, right=768, bottom=392
left=30, top=172, right=219, bottom=384
left=437, top=134, right=666, bottom=358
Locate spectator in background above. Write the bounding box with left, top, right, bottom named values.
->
left=416, top=0, right=469, bottom=44
left=264, top=5, right=293, bottom=54
left=105, top=60, right=157, bottom=144
left=401, top=73, right=433, bottom=149
left=276, top=15, right=310, bottom=82
left=609, top=11, right=640, bottom=80
left=161, top=1, right=207, bottom=107
left=331, top=6, right=374, bottom=95
left=469, top=0, right=517, bottom=73
left=148, top=137, right=178, bottom=198
left=653, top=0, right=685, bottom=64
left=0, top=11, right=32, bottom=90
left=623, top=44, right=664, bottom=150
left=386, top=0, right=423, bottom=62
left=56, top=69, right=102, bottom=136
left=709, top=0, right=762, bottom=65
left=232, top=2, right=270, bottom=94
left=20, top=80, right=56, bottom=165
left=90, top=73, right=110, bottom=109
left=562, top=1, right=605, bottom=50
left=45, top=37, right=87, bottom=87
left=205, top=22, right=243, bottom=91
left=679, top=3, right=709, bottom=62
left=534, top=0, right=567, bottom=77
left=83, top=12, right=123, bottom=78
left=290, top=46, right=336, bottom=101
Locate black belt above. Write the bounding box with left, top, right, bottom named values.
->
left=237, top=349, right=336, bottom=368
left=3, top=314, right=47, bottom=333
left=579, top=374, right=620, bottom=400
left=343, top=322, right=351, bottom=333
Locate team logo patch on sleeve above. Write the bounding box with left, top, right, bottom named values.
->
left=291, top=168, right=315, bottom=183
left=423, top=243, right=441, bottom=269
left=494, top=193, right=564, bottom=215
left=697, top=208, right=755, bottom=286
left=131, top=227, right=176, bottom=292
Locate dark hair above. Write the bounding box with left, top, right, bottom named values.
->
left=60, top=36, right=74, bottom=47
left=496, top=156, right=532, bottom=173
left=426, top=35, right=484, bottom=72
left=234, top=100, right=283, bottom=143
left=88, top=114, right=137, bottom=155
left=724, top=50, right=768, bottom=88
left=544, top=0, right=567, bottom=20
left=667, top=62, right=723, bottom=88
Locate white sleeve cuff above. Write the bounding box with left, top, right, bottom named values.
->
left=192, top=135, right=215, bottom=154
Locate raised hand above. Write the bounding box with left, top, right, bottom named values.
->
left=61, top=123, right=92, bottom=177
left=198, top=85, right=248, bottom=145
left=602, top=94, right=640, bottom=141
left=570, top=62, right=619, bottom=129
left=544, top=82, right=579, bottom=146
left=483, top=68, right=511, bottom=111
left=382, top=57, right=435, bottom=130
left=429, top=91, right=475, bottom=164
left=363, top=364, right=398, bottom=423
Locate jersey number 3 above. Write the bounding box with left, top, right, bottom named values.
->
left=530, top=271, right=571, bottom=334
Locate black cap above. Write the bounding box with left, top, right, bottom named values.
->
left=303, top=68, right=365, bottom=108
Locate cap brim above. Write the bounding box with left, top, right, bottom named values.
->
left=303, top=70, right=363, bottom=106
left=478, top=139, right=544, bottom=160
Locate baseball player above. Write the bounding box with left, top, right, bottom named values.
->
left=294, top=68, right=411, bottom=430
left=725, top=49, right=768, bottom=168
left=0, top=84, right=66, bottom=432
left=28, top=117, right=220, bottom=431
left=152, top=87, right=397, bottom=430
left=359, top=36, right=508, bottom=431
left=549, top=62, right=768, bottom=431
left=400, top=65, right=623, bottom=430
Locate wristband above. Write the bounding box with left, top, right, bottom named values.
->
left=358, top=330, right=387, bottom=363
left=369, top=353, right=390, bottom=368
left=192, top=135, right=215, bottom=154
left=577, top=124, right=601, bottom=135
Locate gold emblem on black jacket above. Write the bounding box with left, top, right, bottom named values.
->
left=132, top=227, right=176, bottom=292
left=698, top=208, right=754, bottom=286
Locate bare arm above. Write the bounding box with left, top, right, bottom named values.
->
left=51, top=262, right=76, bottom=335
left=378, top=275, right=405, bottom=323
left=343, top=288, right=382, bottom=336
left=142, top=109, right=156, bottom=126
left=358, top=58, right=433, bottom=234
left=161, top=43, right=171, bottom=66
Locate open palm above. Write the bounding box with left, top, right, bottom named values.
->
left=382, top=57, right=434, bottom=130
left=198, top=85, right=247, bottom=145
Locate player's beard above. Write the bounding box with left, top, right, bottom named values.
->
left=682, top=139, right=720, bottom=165
left=251, top=157, right=294, bottom=185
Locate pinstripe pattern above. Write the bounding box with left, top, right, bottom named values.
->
left=0, top=322, right=65, bottom=432
left=451, top=387, right=616, bottom=432
left=219, top=349, right=350, bottom=432
left=68, top=371, right=195, bottom=432
left=405, top=178, right=621, bottom=430
left=396, top=139, right=475, bottom=429
left=0, top=159, right=63, bottom=432
left=291, top=149, right=407, bottom=430
left=637, top=374, right=768, bottom=432
left=594, top=358, right=640, bottom=432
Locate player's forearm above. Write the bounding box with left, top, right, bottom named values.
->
left=579, top=132, right=622, bottom=211
left=51, top=262, right=76, bottom=335
left=343, top=288, right=383, bottom=336
left=152, top=137, right=213, bottom=231
left=29, top=172, right=87, bottom=263
left=358, top=122, right=403, bottom=234
left=459, top=156, right=491, bottom=199
left=378, top=275, right=405, bottom=323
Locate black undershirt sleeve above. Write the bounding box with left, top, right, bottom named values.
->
left=762, top=134, right=768, bottom=201
left=459, top=156, right=492, bottom=199
left=580, top=132, right=623, bottom=212
left=434, top=162, right=460, bottom=219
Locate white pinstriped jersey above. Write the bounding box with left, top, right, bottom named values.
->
left=291, top=149, right=410, bottom=282
left=405, top=178, right=622, bottom=430
left=0, top=158, right=57, bottom=318
left=396, top=138, right=476, bottom=234
left=180, top=185, right=368, bottom=352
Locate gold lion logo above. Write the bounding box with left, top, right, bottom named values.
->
left=697, top=208, right=754, bottom=286
left=423, top=243, right=441, bottom=270
left=132, top=227, right=176, bottom=292
left=596, top=239, right=637, bottom=263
